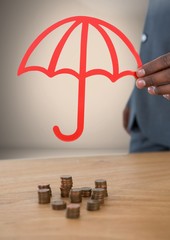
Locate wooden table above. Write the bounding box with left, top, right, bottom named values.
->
left=0, top=152, right=170, bottom=240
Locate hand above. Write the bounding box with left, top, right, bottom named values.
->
left=123, top=105, right=130, bottom=134
left=135, top=52, right=170, bottom=100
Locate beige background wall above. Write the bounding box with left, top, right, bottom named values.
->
left=0, top=0, right=148, bottom=157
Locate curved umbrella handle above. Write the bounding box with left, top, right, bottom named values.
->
left=53, top=78, right=85, bottom=141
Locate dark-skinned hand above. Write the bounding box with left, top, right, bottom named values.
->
left=136, top=52, right=170, bottom=100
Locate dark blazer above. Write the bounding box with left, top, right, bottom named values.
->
left=128, top=0, right=170, bottom=147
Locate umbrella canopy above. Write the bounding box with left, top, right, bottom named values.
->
left=18, top=16, right=142, bottom=141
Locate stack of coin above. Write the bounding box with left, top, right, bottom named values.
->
left=70, top=188, right=82, bottom=203
left=51, top=200, right=66, bottom=210
left=66, top=204, right=80, bottom=219
left=81, top=187, right=92, bottom=197
left=38, top=184, right=52, bottom=197
left=38, top=189, right=51, bottom=204
left=86, top=199, right=100, bottom=211
left=91, top=188, right=105, bottom=204
left=60, top=175, right=73, bottom=197
left=95, top=179, right=108, bottom=197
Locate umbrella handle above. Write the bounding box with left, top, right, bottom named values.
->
left=53, top=78, right=85, bottom=141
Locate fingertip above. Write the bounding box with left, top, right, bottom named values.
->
left=136, top=68, right=145, bottom=77
left=163, top=94, right=170, bottom=100
left=148, top=86, right=157, bottom=95
left=136, top=79, right=146, bottom=89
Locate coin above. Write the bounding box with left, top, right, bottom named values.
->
left=81, top=187, right=92, bottom=197
left=60, top=175, right=73, bottom=198
left=70, top=188, right=82, bottom=203
left=91, top=188, right=105, bottom=204
left=38, top=184, right=52, bottom=196
left=38, top=189, right=51, bottom=204
left=95, top=179, right=108, bottom=197
left=87, top=199, right=100, bottom=211
left=51, top=200, right=66, bottom=210
left=66, top=203, right=80, bottom=219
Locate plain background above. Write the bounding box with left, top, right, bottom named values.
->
left=0, top=0, right=148, bottom=159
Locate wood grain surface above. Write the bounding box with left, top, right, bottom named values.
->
left=0, top=152, right=170, bottom=240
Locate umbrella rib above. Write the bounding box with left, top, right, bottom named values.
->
left=48, top=21, right=81, bottom=78
left=86, top=21, right=119, bottom=81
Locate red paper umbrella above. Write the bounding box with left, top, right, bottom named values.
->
left=18, top=16, right=142, bottom=142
